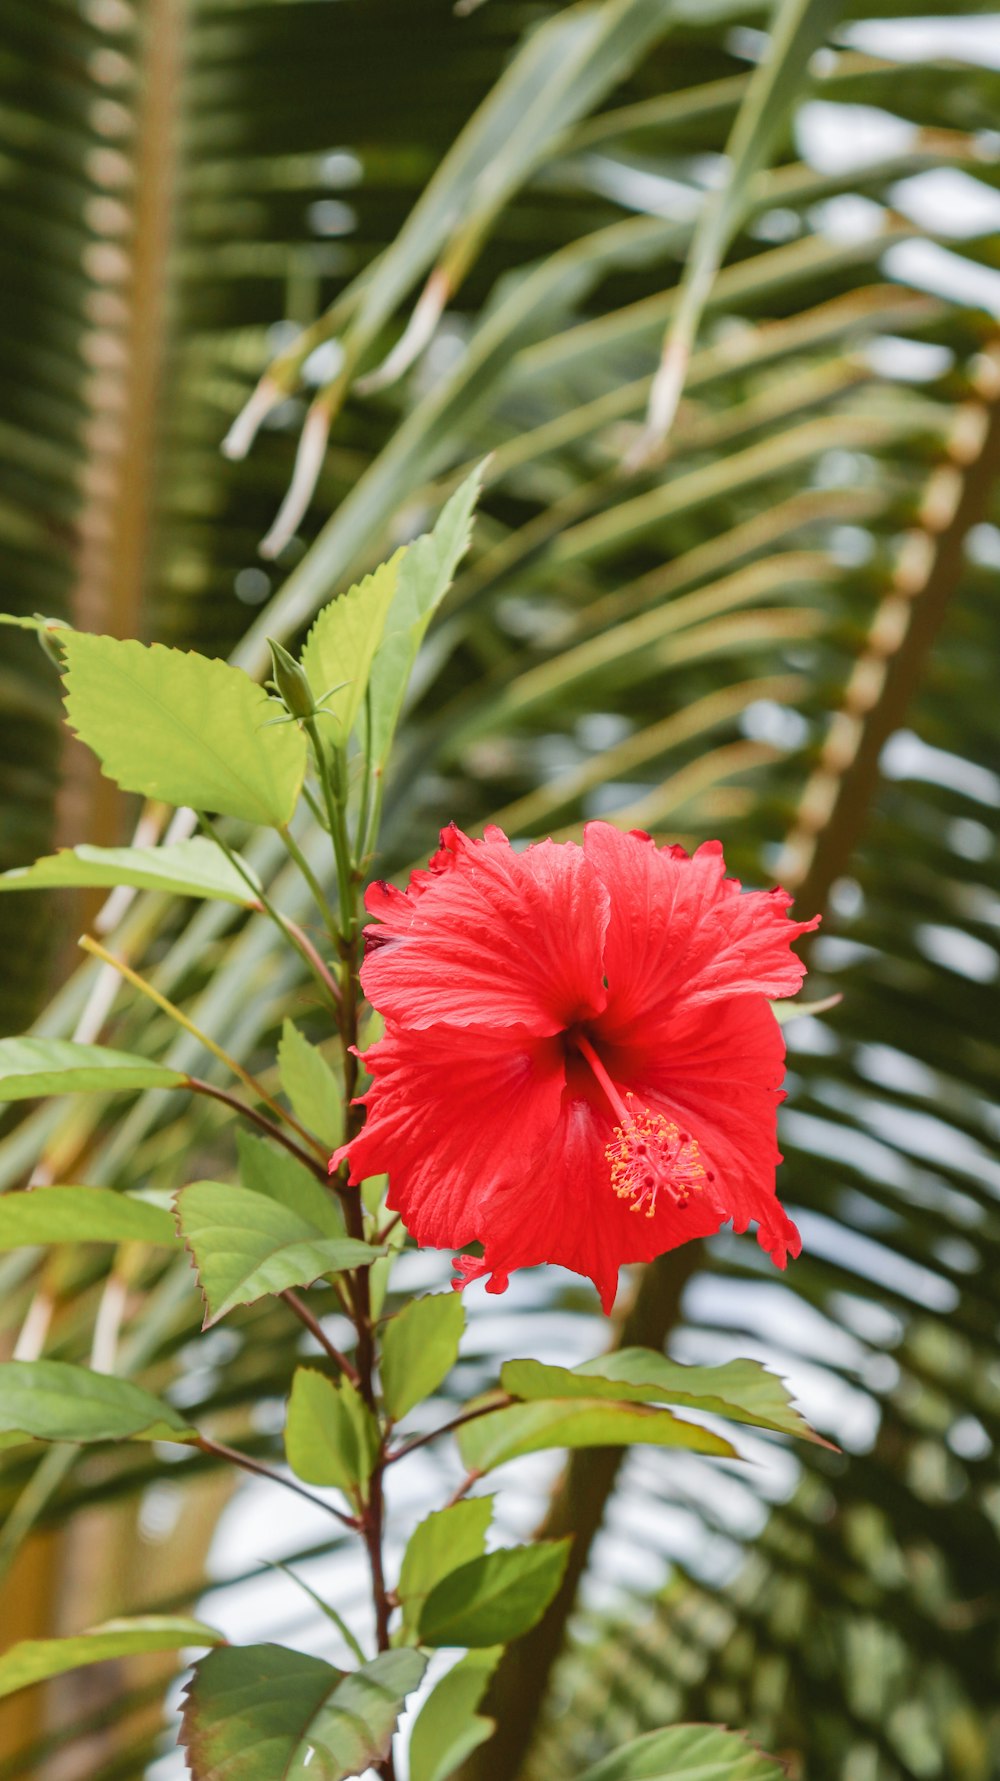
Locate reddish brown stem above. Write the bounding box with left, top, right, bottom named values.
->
left=186, top=1076, right=331, bottom=1182
left=281, top=1290, right=360, bottom=1387
left=195, top=1435, right=358, bottom=1530
left=387, top=1399, right=512, bottom=1465
left=445, top=1470, right=483, bottom=1509
left=265, top=907, right=342, bottom=1005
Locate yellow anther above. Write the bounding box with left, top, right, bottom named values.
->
left=605, top=1094, right=709, bottom=1217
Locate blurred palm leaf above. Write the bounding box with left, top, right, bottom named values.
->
left=1, top=1, right=999, bottom=1778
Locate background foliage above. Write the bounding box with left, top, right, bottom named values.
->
left=1, top=0, right=999, bottom=1777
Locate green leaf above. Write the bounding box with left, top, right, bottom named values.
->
left=0, top=1186, right=177, bottom=1249
left=181, top=1644, right=426, bottom=1781
left=0, top=838, right=259, bottom=905
left=176, top=1180, right=371, bottom=1325
left=236, top=1129, right=345, bottom=1237
left=0, top=613, right=70, bottom=636
left=397, top=1500, right=494, bottom=1642
left=301, top=549, right=403, bottom=745
left=277, top=1019, right=343, bottom=1149
left=285, top=1367, right=380, bottom=1496
left=61, top=632, right=307, bottom=826
left=418, top=1540, right=571, bottom=1648
left=502, top=1350, right=828, bottom=1445
left=456, top=1399, right=739, bottom=1475
left=0, top=1038, right=186, bottom=1102
left=381, top=1293, right=465, bottom=1423
left=0, top=1361, right=196, bottom=1447
left=0, top=1617, right=225, bottom=1701
left=365, top=464, right=484, bottom=768
left=576, top=1723, right=787, bottom=1781
left=408, top=1647, right=502, bottom=1781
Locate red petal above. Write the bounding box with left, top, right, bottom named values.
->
left=610, top=994, right=801, bottom=1267
left=360, top=825, right=609, bottom=1036
left=338, top=1022, right=567, bottom=1244
left=584, top=824, right=818, bottom=1045
left=339, top=1022, right=726, bottom=1314
left=470, top=1082, right=724, bottom=1312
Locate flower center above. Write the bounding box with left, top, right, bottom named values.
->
left=605, top=1094, right=707, bottom=1216
left=573, top=1032, right=713, bottom=1218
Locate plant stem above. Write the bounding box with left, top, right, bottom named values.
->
left=298, top=713, right=394, bottom=1775
left=305, top=719, right=356, bottom=942
left=278, top=821, right=341, bottom=946
left=357, top=685, right=375, bottom=861
left=282, top=1289, right=360, bottom=1386
left=195, top=1434, right=358, bottom=1529
left=199, top=816, right=341, bottom=1008
left=185, top=1077, right=332, bottom=1182
left=445, top=1471, right=483, bottom=1509
left=387, top=1399, right=511, bottom=1464
left=79, top=934, right=329, bottom=1163
left=277, top=915, right=342, bottom=1006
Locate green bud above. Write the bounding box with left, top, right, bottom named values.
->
left=266, top=637, right=316, bottom=722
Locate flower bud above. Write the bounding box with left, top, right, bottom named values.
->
left=267, top=637, right=316, bottom=721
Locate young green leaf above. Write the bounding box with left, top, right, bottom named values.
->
left=502, top=1350, right=829, bottom=1445
left=408, top=1647, right=502, bottom=1781
left=418, top=1540, right=571, bottom=1648
left=456, top=1400, right=738, bottom=1475
left=0, top=1361, right=197, bottom=1447
left=301, top=550, right=404, bottom=745
left=365, top=464, right=484, bottom=769
left=277, top=1019, right=342, bottom=1149
left=0, top=1186, right=177, bottom=1250
left=380, top=1293, right=465, bottom=1423
left=397, top=1499, right=494, bottom=1642
left=176, top=1180, right=371, bottom=1326
left=576, top=1723, right=787, bottom=1781
left=237, top=1130, right=345, bottom=1237
left=285, top=1367, right=380, bottom=1496
left=181, top=1644, right=426, bottom=1781
left=0, top=1618, right=225, bottom=1701
left=0, top=838, right=259, bottom=905
left=0, top=1038, right=186, bottom=1102
left=61, top=633, right=307, bottom=826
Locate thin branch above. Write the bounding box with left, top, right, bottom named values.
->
left=445, top=1470, right=483, bottom=1510
left=282, top=1290, right=360, bottom=1386
left=278, top=822, right=341, bottom=947
left=195, top=1435, right=359, bottom=1530
left=277, top=915, right=342, bottom=1005
left=387, top=1399, right=511, bottom=1465
left=186, top=1077, right=331, bottom=1182
left=199, top=816, right=341, bottom=1008
left=79, top=934, right=329, bottom=1162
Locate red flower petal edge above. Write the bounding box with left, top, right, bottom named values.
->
left=334, top=821, right=819, bottom=1313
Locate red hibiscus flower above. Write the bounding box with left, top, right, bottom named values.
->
left=334, top=822, right=819, bottom=1313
